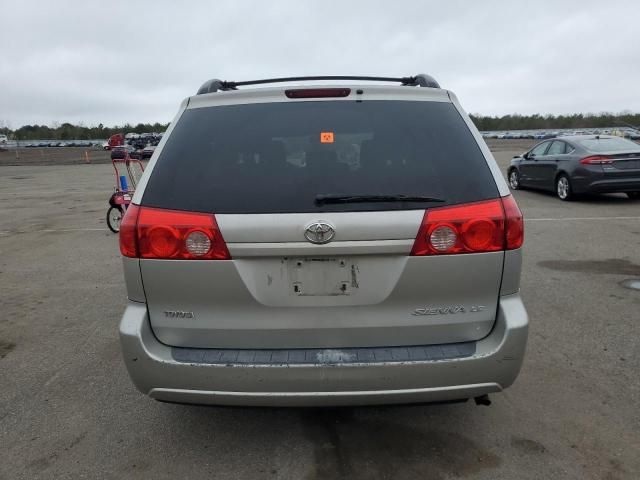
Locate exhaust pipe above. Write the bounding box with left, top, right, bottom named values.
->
left=474, top=394, right=491, bottom=406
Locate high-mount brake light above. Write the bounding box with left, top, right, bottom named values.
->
left=285, top=88, right=351, bottom=99
left=410, top=196, right=523, bottom=256
left=119, top=206, right=230, bottom=260
left=580, top=155, right=613, bottom=165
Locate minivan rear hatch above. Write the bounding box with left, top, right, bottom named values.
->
left=137, top=93, right=506, bottom=349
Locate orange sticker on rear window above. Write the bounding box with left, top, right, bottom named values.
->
left=320, top=132, right=334, bottom=143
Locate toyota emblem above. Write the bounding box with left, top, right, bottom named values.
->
left=304, top=222, right=335, bottom=244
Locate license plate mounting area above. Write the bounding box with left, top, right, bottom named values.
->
left=287, top=257, right=358, bottom=296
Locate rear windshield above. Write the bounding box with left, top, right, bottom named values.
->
left=576, top=137, right=640, bottom=153
left=142, top=100, right=498, bottom=213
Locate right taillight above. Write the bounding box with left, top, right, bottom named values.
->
left=501, top=194, right=524, bottom=250
left=410, top=196, right=523, bottom=256
left=119, top=205, right=230, bottom=260
left=580, top=155, right=613, bottom=165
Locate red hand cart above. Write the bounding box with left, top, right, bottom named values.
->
left=107, top=154, right=145, bottom=233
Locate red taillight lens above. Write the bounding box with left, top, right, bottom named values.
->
left=145, top=225, right=181, bottom=258
left=285, top=88, right=351, bottom=98
left=462, top=219, right=496, bottom=250
left=119, top=204, right=139, bottom=257
left=502, top=195, right=524, bottom=249
left=410, top=196, right=524, bottom=256
left=119, top=205, right=230, bottom=260
left=580, top=155, right=613, bottom=165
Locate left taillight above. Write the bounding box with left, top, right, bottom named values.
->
left=410, top=196, right=523, bottom=256
left=119, top=205, right=230, bottom=260
left=119, top=204, right=140, bottom=257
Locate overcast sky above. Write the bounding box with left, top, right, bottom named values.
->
left=1, top=0, right=639, bottom=128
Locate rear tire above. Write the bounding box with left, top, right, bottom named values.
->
left=508, top=169, right=520, bottom=190
left=627, top=192, right=640, bottom=200
left=556, top=174, right=573, bottom=201
left=107, top=206, right=123, bottom=233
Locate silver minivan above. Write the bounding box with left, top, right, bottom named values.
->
left=118, top=74, right=528, bottom=407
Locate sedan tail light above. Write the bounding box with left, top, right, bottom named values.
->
left=119, top=205, right=230, bottom=260
left=410, top=196, right=523, bottom=256
left=580, top=155, right=613, bottom=165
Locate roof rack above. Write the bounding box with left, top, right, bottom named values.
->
left=196, top=74, right=440, bottom=95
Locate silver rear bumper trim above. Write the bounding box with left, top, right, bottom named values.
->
left=149, top=383, right=501, bottom=407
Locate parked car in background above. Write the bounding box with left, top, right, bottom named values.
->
left=0, top=134, right=7, bottom=145
left=508, top=135, right=640, bottom=200
left=141, top=145, right=156, bottom=159
left=110, top=144, right=135, bottom=160
left=627, top=130, right=640, bottom=140
left=130, top=139, right=146, bottom=150
left=533, top=132, right=554, bottom=140
left=129, top=148, right=144, bottom=160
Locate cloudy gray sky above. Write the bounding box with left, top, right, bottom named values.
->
left=1, top=0, right=639, bottom=127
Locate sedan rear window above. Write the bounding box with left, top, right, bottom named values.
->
left=142, top=100, right=498, bottom=214
left=576, top=137, right=640, bottom=153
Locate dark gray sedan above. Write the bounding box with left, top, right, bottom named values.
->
left=508, top=135, right=640, bottom=200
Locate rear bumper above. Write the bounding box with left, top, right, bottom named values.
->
left=119, top=294, right=528, bottom=406
left=574, top=175, right=640, bottom=194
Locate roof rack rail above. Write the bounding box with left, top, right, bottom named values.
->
left=196, top=74, right=440, bottom=95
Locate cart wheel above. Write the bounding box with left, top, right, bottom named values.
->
left=107, top=206, right=124, bottom=233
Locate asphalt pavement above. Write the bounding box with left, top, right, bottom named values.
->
left=0, top=144, right=639, bottom=479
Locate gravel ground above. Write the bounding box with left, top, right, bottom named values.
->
left=0, top=142, right=639, bottom=479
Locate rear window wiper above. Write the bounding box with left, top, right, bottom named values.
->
left=315, top=194, right=446, bottom=205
